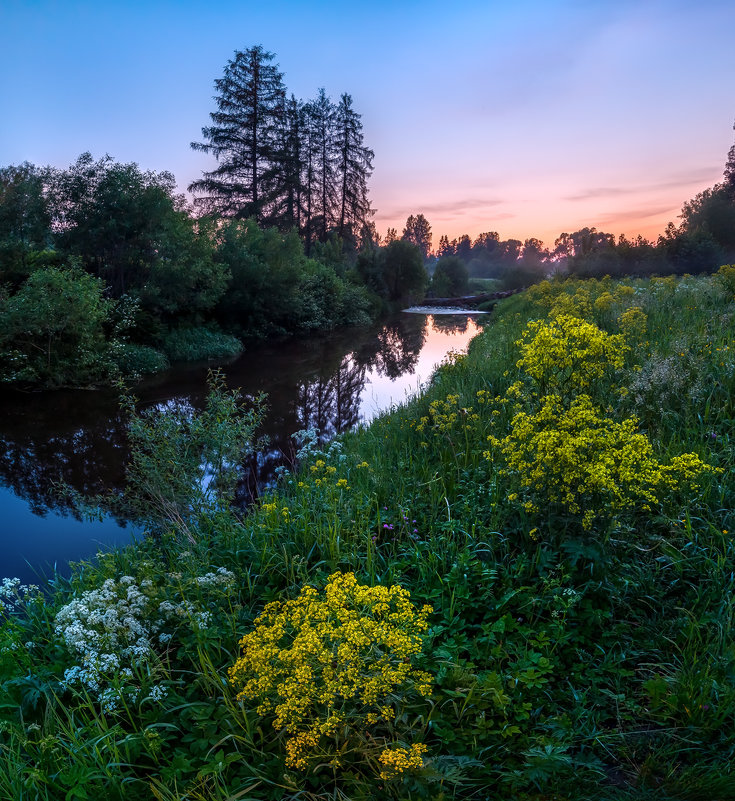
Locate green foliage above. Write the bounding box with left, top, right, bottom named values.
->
left=162, top=327, right=242, bottom=363
left=378, top=239, right=428, bottom=304
left=120, top=369, right=264, bottom=533
left=215, top=219, right=309, bottom=337
left=0, top=162, right=51, bottom=286
left=3, top=274, right=735, bottom=799
left=135, top=214, right=229, bottom=322
left=0, top=265, right=114, bottom=387
left=110, top=342, right=170, bottom=377
left=297, top=260, right=372, bottom=330
left=430, top=255, right=469, bottom=297
left=215, top=219, right=373, bottom=338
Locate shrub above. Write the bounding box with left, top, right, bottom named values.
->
left=110, top=342, right=169, bottom=377
left=516, top=313, right=628, bottom=397
left=0, top=266, right=114, bottom=387
left=716, top=263, right=735, bottom=295
left=430, top=256, right=469, bottom=297
left=121, top=370, right=264, bottom=533
left=162, top=327, right=242, bottom=363
left=488, top=393, right=715, bottom=530
left=228, top=571, right=432, bottom=773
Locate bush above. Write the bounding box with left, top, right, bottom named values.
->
left=430, top=256, right=469, bottom=297
left=0, top=265, right=114, bottom=387
left=162, top=327, right=242, bottom=362
left=488, top=392, right=714, bottom=530
left=110, top=342, right=169, bottom=377
left=229, top=571, right=432, bottom=774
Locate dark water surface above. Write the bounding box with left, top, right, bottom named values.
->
left=0, top=313, right=483, bottom=583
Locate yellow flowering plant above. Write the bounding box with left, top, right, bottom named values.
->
left=618, top=306, right=648, bottom=341
left=228, top=572, right=432, bottom=774
left=716, top=263, right=735, bottom=296
left=487, top=394, right=715, bottom=530
left=515, top=314, right=628, bottom=398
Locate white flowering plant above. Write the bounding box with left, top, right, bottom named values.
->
left=0, top=578, right=45, bottom=677
left=53, top=566, right=237, bottom=713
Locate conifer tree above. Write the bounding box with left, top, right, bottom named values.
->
left=190, top=46, right=286, bottom=224
left=334, top=93, right=374, bottom=239
left=274, top=94, right=306, bottom=232
left=436, top=234, right=452, bottom=258
left=402, top=214, right=432, bottom=261
left=307, top=89, right=338, bottom=241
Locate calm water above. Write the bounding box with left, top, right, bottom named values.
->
left=0, top=313, right=484, bottom=583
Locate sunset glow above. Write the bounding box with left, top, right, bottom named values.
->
left=2, top=0, right=734, bottom=248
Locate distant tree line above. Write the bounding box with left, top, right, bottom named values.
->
left=423, top=121, right=735, bottom=286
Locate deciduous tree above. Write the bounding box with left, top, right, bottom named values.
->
left=401, top=214, right=432, bottom=261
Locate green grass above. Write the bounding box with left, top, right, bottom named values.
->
left=1, top=271, right=734, bottom=799
left=162, top=326, right=243, bottom=363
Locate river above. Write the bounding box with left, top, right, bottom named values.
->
left=0, top=312, right=484, bottom=584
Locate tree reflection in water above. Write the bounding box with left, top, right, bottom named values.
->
left=430, top=315, right=470, bottom=335
left=0, top=313, right=482, bottom=527
left=239, top=315, right=427, bottom=498
left=0, top=390, right=129, bottom=520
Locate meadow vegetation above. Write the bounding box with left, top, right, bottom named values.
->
left=1, top=269, right=734, bottom=799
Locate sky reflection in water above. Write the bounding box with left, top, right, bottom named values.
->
left=0, top=314, right=483, bottom=583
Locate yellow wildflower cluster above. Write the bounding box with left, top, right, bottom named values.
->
left=488, top=394, right=715, bottom=529
left=716, top=264, right=735, bottom=295
left=260, top=500, right=290, bottom=522
left=593, top=291, right=615, bottom=312
left=229, top=572, right=433, bottom=771
left=378, top=743, right=428, bottom=780
left=650, top=275, right=678, bottom=293
left=618, top=306, right=648, bottom=340
left=516, top=314, right=628, bottom=395
left=549, top=288, right=594, bottom=319
left=415, top=393, right=479, bottom=435
left=525, top=278, right=638, bottom=320
left=298, top=458, right=353, bottom=492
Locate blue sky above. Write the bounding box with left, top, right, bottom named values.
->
left=2, top=0, right=734, bottom=246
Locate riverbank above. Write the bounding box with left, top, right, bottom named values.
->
left=1, top=271, right=734, bottom=799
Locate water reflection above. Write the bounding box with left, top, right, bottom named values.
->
left=0, top=390, right=128, bottom=519
left=431, top=315, right=470, bottom=335
left=0, top=314, right=482, bottom=580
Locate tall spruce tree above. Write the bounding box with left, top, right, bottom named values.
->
left=190, top=46, right=286, bottom=224
left=308, top=89, right=338, bottom=241
left=334, top=93, right=374, bottom=239
left=273, top=94, right=306, bottom=232
left=301, top=101, right=319, bottom=254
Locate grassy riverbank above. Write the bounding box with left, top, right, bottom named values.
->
left=2, top=271, right=735, bottom=800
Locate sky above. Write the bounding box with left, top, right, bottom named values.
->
left=2, top=0, right=734, bottom=249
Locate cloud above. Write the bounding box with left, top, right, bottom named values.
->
left=564, top=167, right=719, bottom=202
left=565, top=187, right=629, bottom=201
left=591, top=204, right=678, bottom=228
left=376, top=197, right=505, bottom=222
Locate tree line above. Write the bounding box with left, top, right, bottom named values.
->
left=0, top=45, right=431, bottom=389
left=423, top=121, right=735, bottom=286
left=190, top=46, right=374, bottom=255
left=1, top=39, right=733, bottom=390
